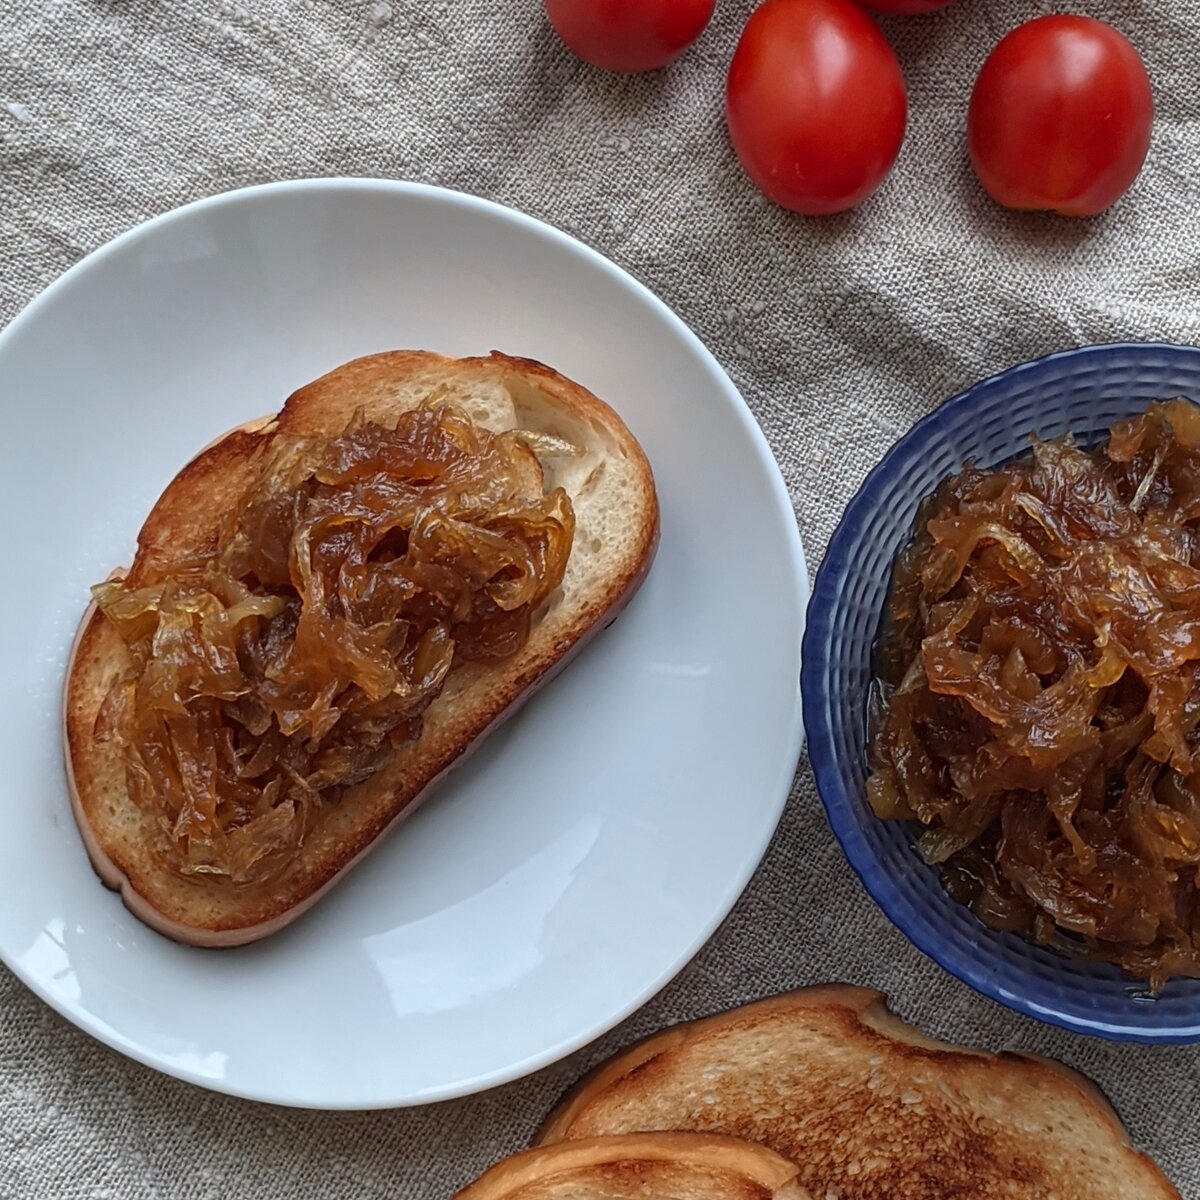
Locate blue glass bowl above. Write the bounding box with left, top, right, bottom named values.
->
left=801, top=342, right=1200, bottom=1043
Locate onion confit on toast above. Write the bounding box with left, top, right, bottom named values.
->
left=64, top=351, right=658, bottom=946
left=454, top=1133, right=811, bottom=1200
left=538, top=985, right=1179, bottom=1200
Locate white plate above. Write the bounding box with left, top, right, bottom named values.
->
left=0, top=180, right=807, bottom=1108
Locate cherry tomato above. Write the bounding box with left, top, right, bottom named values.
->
left=544, top=0, right=715, bottom=73
left=726, top=0, right=907, bottom=215
left=968, top=16, right=1153, bottom=216
left=856, top=0, right=957, bottom=14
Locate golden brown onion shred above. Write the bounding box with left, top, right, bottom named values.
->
left=868, top=400, right=1200, bottom=988
left=92, top=405, right=575, bottom=885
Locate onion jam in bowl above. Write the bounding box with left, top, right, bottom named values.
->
left=801, top=342, right=1200, bottom=1042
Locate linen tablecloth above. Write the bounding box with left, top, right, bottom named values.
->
left=3, top=1, right=1198, bottom=1195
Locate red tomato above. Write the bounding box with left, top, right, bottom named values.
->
left=968, top=16, right=1153, bottom=216
left=544, top=0, right=715, bottom=73
left=726, top=0, right=907, bottom=215
left=856, top=0, right=957, bottom=14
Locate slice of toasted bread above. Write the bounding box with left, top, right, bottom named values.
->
left=454, top=1133, right=811, bottom=1200
left=64, top=351, right=658, bottom=946
left=537, top=985, right=1178, bottom=1200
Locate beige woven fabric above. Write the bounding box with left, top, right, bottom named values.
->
left=3, top=1, right=1198, bottom=1195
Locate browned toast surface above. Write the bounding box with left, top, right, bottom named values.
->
left=538, top=986, right=1179, bottom=1200
left=64, top=351, right=658, bottom=945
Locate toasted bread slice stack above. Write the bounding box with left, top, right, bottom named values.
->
left=64, top=351, right=658, bottom=946
left=454, top=1133, right=811, bottom=1200
left=536, top=986, right=1178, bottom=1200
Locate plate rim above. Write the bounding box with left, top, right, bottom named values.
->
left=0, top=177, right=811, bottom=1106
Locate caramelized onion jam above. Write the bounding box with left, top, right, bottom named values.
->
left=92, top=405, right=575, bottom=886
left=868, top=399, right=1200, bottom=987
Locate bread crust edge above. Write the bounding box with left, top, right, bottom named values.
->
left=453, top=1132, right=810, bottom=1200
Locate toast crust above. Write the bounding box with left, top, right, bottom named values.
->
left=454, top=1133, right=811, bottom=1200
left=537, top=985, right=1180, bottom=1200
left=63, top=352, right=658, bottom=945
